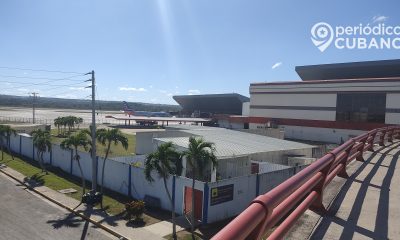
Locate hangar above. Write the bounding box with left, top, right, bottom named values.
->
left=173, top=93, right=249, bottom=117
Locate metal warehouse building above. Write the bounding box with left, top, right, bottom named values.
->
left=135, top=125, right=315, bottom=181
left=234, top=59, right=400, bottom=143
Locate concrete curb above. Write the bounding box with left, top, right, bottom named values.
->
left=0, top=166, right=131, bottom=240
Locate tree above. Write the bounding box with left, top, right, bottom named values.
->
left=0, top=125, right=16, bottom=161
left=96, top=128, right=128, bottom=194
left=54, top=117, right=62, bottom=136
left=145, top=142, right=183, bottom=240
left=32, top=129, right=52, bottom=174
left=60, top=131, right=90, bottom=196
left=184, top=136, right=217, bottom=239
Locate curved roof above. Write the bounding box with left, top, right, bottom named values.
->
left=173, top=93, right=249, bottom=115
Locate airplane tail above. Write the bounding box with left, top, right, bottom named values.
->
left=122, top=101, right=129, bottom=111
left=122, top=101, right=134, bottom=116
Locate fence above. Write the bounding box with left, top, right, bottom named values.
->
left=212, top=126, right=400, bottom=240
left=0, top=116, right=124, bottom=125
left=5, top=131, right=311, bottom=224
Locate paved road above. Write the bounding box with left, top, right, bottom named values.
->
left=0, top=173, right=115, bottom=240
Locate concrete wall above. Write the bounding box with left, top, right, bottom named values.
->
left=386, top=93, right=400, bottom=124
left=250, top=93, right=337, bottom=121
left=51, top=144, right=72, bottom=173
left=217, top=156, right=251, bottom=179
left=207, top=175, right=257, bottom=223
left=217, top=120, right=244, bottom=129
left=282, top=125, right=365, bottom=144
left=242, top=102, right=250, bottom=116
left=236, top=128, right=284, bottom=139
left=258, top=167, right=298, bottom=194
left=254, top=161, right=291, bottom=174
left=250, top=148, right=313, bottom=165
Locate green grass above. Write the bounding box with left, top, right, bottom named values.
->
left=0, top=152, right=169, bottom=225
left=50, top=128, right=136, bottom=158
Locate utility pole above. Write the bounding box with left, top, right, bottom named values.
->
left=90, top=70, right=97, bottom=191
left=30, top=92, right=39, bottom=124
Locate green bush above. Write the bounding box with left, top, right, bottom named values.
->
left=125, top=200, right=145, bottom=221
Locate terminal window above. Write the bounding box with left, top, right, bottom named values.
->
left=336, top=93, right=386, bottom=123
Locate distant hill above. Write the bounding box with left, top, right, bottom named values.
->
left=0, top=94, right=181, bottom=112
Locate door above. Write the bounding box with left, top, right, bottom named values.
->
left=184, top=186, right=203, bottom=221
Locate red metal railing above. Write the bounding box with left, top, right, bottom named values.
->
left=212, top=126, right=400, bottom=240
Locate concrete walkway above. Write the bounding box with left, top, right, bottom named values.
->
left=0, top=165, right=190, bottom=240
left=288, top=141, right=400, bottom=240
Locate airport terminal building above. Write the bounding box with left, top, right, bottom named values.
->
left=246, top=59, right=400, bottom=143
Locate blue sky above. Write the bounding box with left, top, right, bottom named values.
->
left=0, top=0, right=399, bottom=104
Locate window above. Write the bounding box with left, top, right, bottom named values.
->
left=336, top=93, right=386, bottom=123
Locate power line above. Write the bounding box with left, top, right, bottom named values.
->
left=0, top=80, right=88, bottom=92
left=0, top=73, right=87, bottom=82
left=0, top=66, right=86, bottom=75
left=0, top=80, right=87, bottom=88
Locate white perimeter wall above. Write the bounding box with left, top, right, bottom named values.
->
left=6, top=133, right=311, bottom=224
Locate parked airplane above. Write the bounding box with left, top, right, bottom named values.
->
left=122, top=101, right=171, bottom=117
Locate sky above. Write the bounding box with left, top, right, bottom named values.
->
left=0, top=0, right=399, bottom=105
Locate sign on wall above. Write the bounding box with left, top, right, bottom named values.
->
left=210, top=184, right=234, bottom=206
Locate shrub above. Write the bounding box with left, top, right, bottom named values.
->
left=125, top=200, right=145, bottom=221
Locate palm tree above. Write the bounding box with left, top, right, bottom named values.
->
left=145, top=142, right=183, bottom=240
left=54, top=117, right=62, bottom=136
left=60, top=131, right=90, bottom=196
left=32, top=129, right=52, bottom=174
left=96, top=128, right=128, bottom=194
left=184, top=136, right=217, bottom=239
left=0, top=125, right=16, bottom=161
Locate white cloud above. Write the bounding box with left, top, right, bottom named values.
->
left=372, top=15, right=388, bottom=23
left=159, top=90, right=168, bottom=94
left=271, top=62, right=282, bottom=69
left=119, top=87, right=147, bottom=92
left=17, top=88, right=29, bottom=92
left=167, top=93, right=173, bottom=97
left=188, top=89, right=200, bottom=95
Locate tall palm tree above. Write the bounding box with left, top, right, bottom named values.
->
left=0, top=125, right=16, bottom=161
left=184, top=136, right=217, bottom=239
left=54, top=117, right=62, bottom=136
left=97, top=128, right=128, bottom=194
left=32, top=129, right=52, bottom=174
left=60, top=131, right=90, bottom=196
left=145, top=142, right=183, bottom=240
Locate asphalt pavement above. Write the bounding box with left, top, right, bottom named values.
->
left=0, top=172, right=115, bottom=240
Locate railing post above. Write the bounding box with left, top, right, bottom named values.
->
left=379, top=129, right=387, bottom=146
left=338, top=144, right=354, bottom=178
left=366, top=130, right=377, bottom=152
left=395, top=128, right=400, bottom=139
left=388, top=127, right=394, bottom=143
left=309, top=154, right=335, bottom=214
left=356, top=137, right=367, bottom=162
